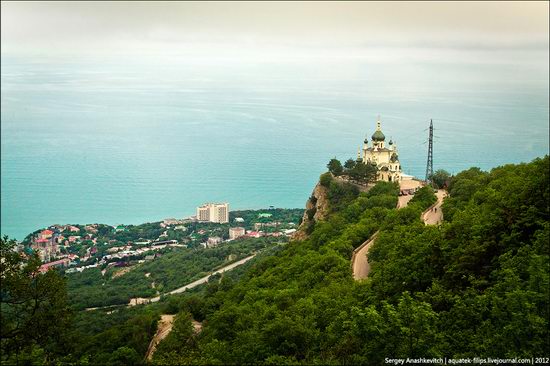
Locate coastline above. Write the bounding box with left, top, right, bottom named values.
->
left=3, top=207, right=306, bottom=242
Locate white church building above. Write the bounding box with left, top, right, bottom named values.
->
left=358, top=117, right=403, bottom=183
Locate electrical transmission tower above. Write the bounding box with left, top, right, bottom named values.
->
left=425, top=119, right=434, bottom=185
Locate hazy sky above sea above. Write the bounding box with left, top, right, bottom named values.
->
left=1, top=1, right=548, bottom=68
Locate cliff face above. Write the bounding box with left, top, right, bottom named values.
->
left=293, top=182, right=330, bottom=241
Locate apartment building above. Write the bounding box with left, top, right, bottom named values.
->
left=196, top=202, right=229, bottom=223
left=229, top=226, right=245, bottom=240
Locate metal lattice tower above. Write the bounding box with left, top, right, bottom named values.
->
left=425, top=119, right=434, bottom=185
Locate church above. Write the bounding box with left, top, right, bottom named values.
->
left=358, top=117, right=402, bottom=183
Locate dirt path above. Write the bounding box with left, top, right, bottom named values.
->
left=145, top=314, right=175, bottom=360
left=192, top=320, right=203, bottom=334
left=111, top=266, right=134, bottom=279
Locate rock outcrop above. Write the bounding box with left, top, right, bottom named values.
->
left=293, top=182, right=330, bottom=241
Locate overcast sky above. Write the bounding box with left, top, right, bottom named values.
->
left=1, top=1, right=548, bottom=62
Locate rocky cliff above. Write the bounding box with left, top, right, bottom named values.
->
left=293, top=182, right=330, bottom=241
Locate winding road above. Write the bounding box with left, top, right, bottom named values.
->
left=422, top=190, right=447, bottom=225
left=352, top=188, right=446, bottom=280
left=351, top=231, right=379, bottom=280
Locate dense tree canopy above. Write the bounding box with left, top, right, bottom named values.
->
left=328, top=158, right=378, bottom=184
left=67, top=237, right=282, bottom=310
left=348, top=161, right=378, bottom=184
left=327, top=158, right=344, bottom=176
left=152, top=156, right=549, bottom=364
left=1, top=236, right=71, bottom=364
left=430, top=169, right=451, bottom=189
left=2, top=156, right=548, bottom=364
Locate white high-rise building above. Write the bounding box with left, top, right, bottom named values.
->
left=196, top=203, right=229, bottom=223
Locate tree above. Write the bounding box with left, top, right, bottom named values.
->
left=431, top=169, right=451, bottom=189
left=362, top=162, right=378, bottom=183
left=348, top=162, right=378, bottom=184
left=327, top=158, right=344, bottom=176
left=153, top=311, right=195, bottom=360
left=343, top=159, right=356, bottom=170
left=319, top=172, right=332, bottom=187
left=108, top=346, right=141, bottom=365
left=0, top=236, right=71, bottom=363
left=408, top=186, right=437, bottom=208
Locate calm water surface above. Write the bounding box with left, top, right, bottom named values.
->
left=2, top=57, right=548, bottom=239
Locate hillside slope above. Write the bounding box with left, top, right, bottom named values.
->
left=150, top=157, right=549, bottom=364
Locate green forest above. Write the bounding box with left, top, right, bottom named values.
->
left=66, top=237, right=281, bottom=310
left=1, top=156, right=548, bottom=365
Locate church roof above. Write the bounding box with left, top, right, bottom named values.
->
left=372, top=118, right=386, bottom=141
left=372, top=130, right=385, bottom=141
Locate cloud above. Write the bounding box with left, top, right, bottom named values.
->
left=2, top=1, right=548, bottom=56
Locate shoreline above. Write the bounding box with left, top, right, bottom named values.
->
left=3, top=207, right=306, bottom=242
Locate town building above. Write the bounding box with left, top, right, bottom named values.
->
left=246, top=231, right=264, bottom=238
left=115, top=225, right=126, bottom=232
left=39, top=258, right=70, bottom=273
left=196, top=203, right=229, bottom=223
left=68, top=236, right=81, bottom=243
left=229, top=227, right=246, bottom=240
left=40, top=229, right=53, bottom=240
left=359, top=117, right=403, bottom=183
left=254, top=221, right=281, bottom=230
left=31, top=235, right=59, bottom=263
left=85, top=224, right=98, bottom=233
left=284, top=228, right=297, bottom=236
left=206, top=236, right=223, bottom=247
left=163, top=218, right=184, bottom=226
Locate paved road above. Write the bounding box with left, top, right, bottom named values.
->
left=352, top=232, right=379, bottom=280
left=353, top=192, right=416, bottom=280
left=397, top=194, right=414, bottom=209
left=352, top=189, right=447, bottom=280
left=400, top=179, right=423, bottom=191
left=422, top=190, right=447, bottom=225
left=169, top=254, right=256, bottom=295
left=129, top=254, right=257, bottom=305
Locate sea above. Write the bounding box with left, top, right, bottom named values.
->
left=2, top=55, right=549, bottom=240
